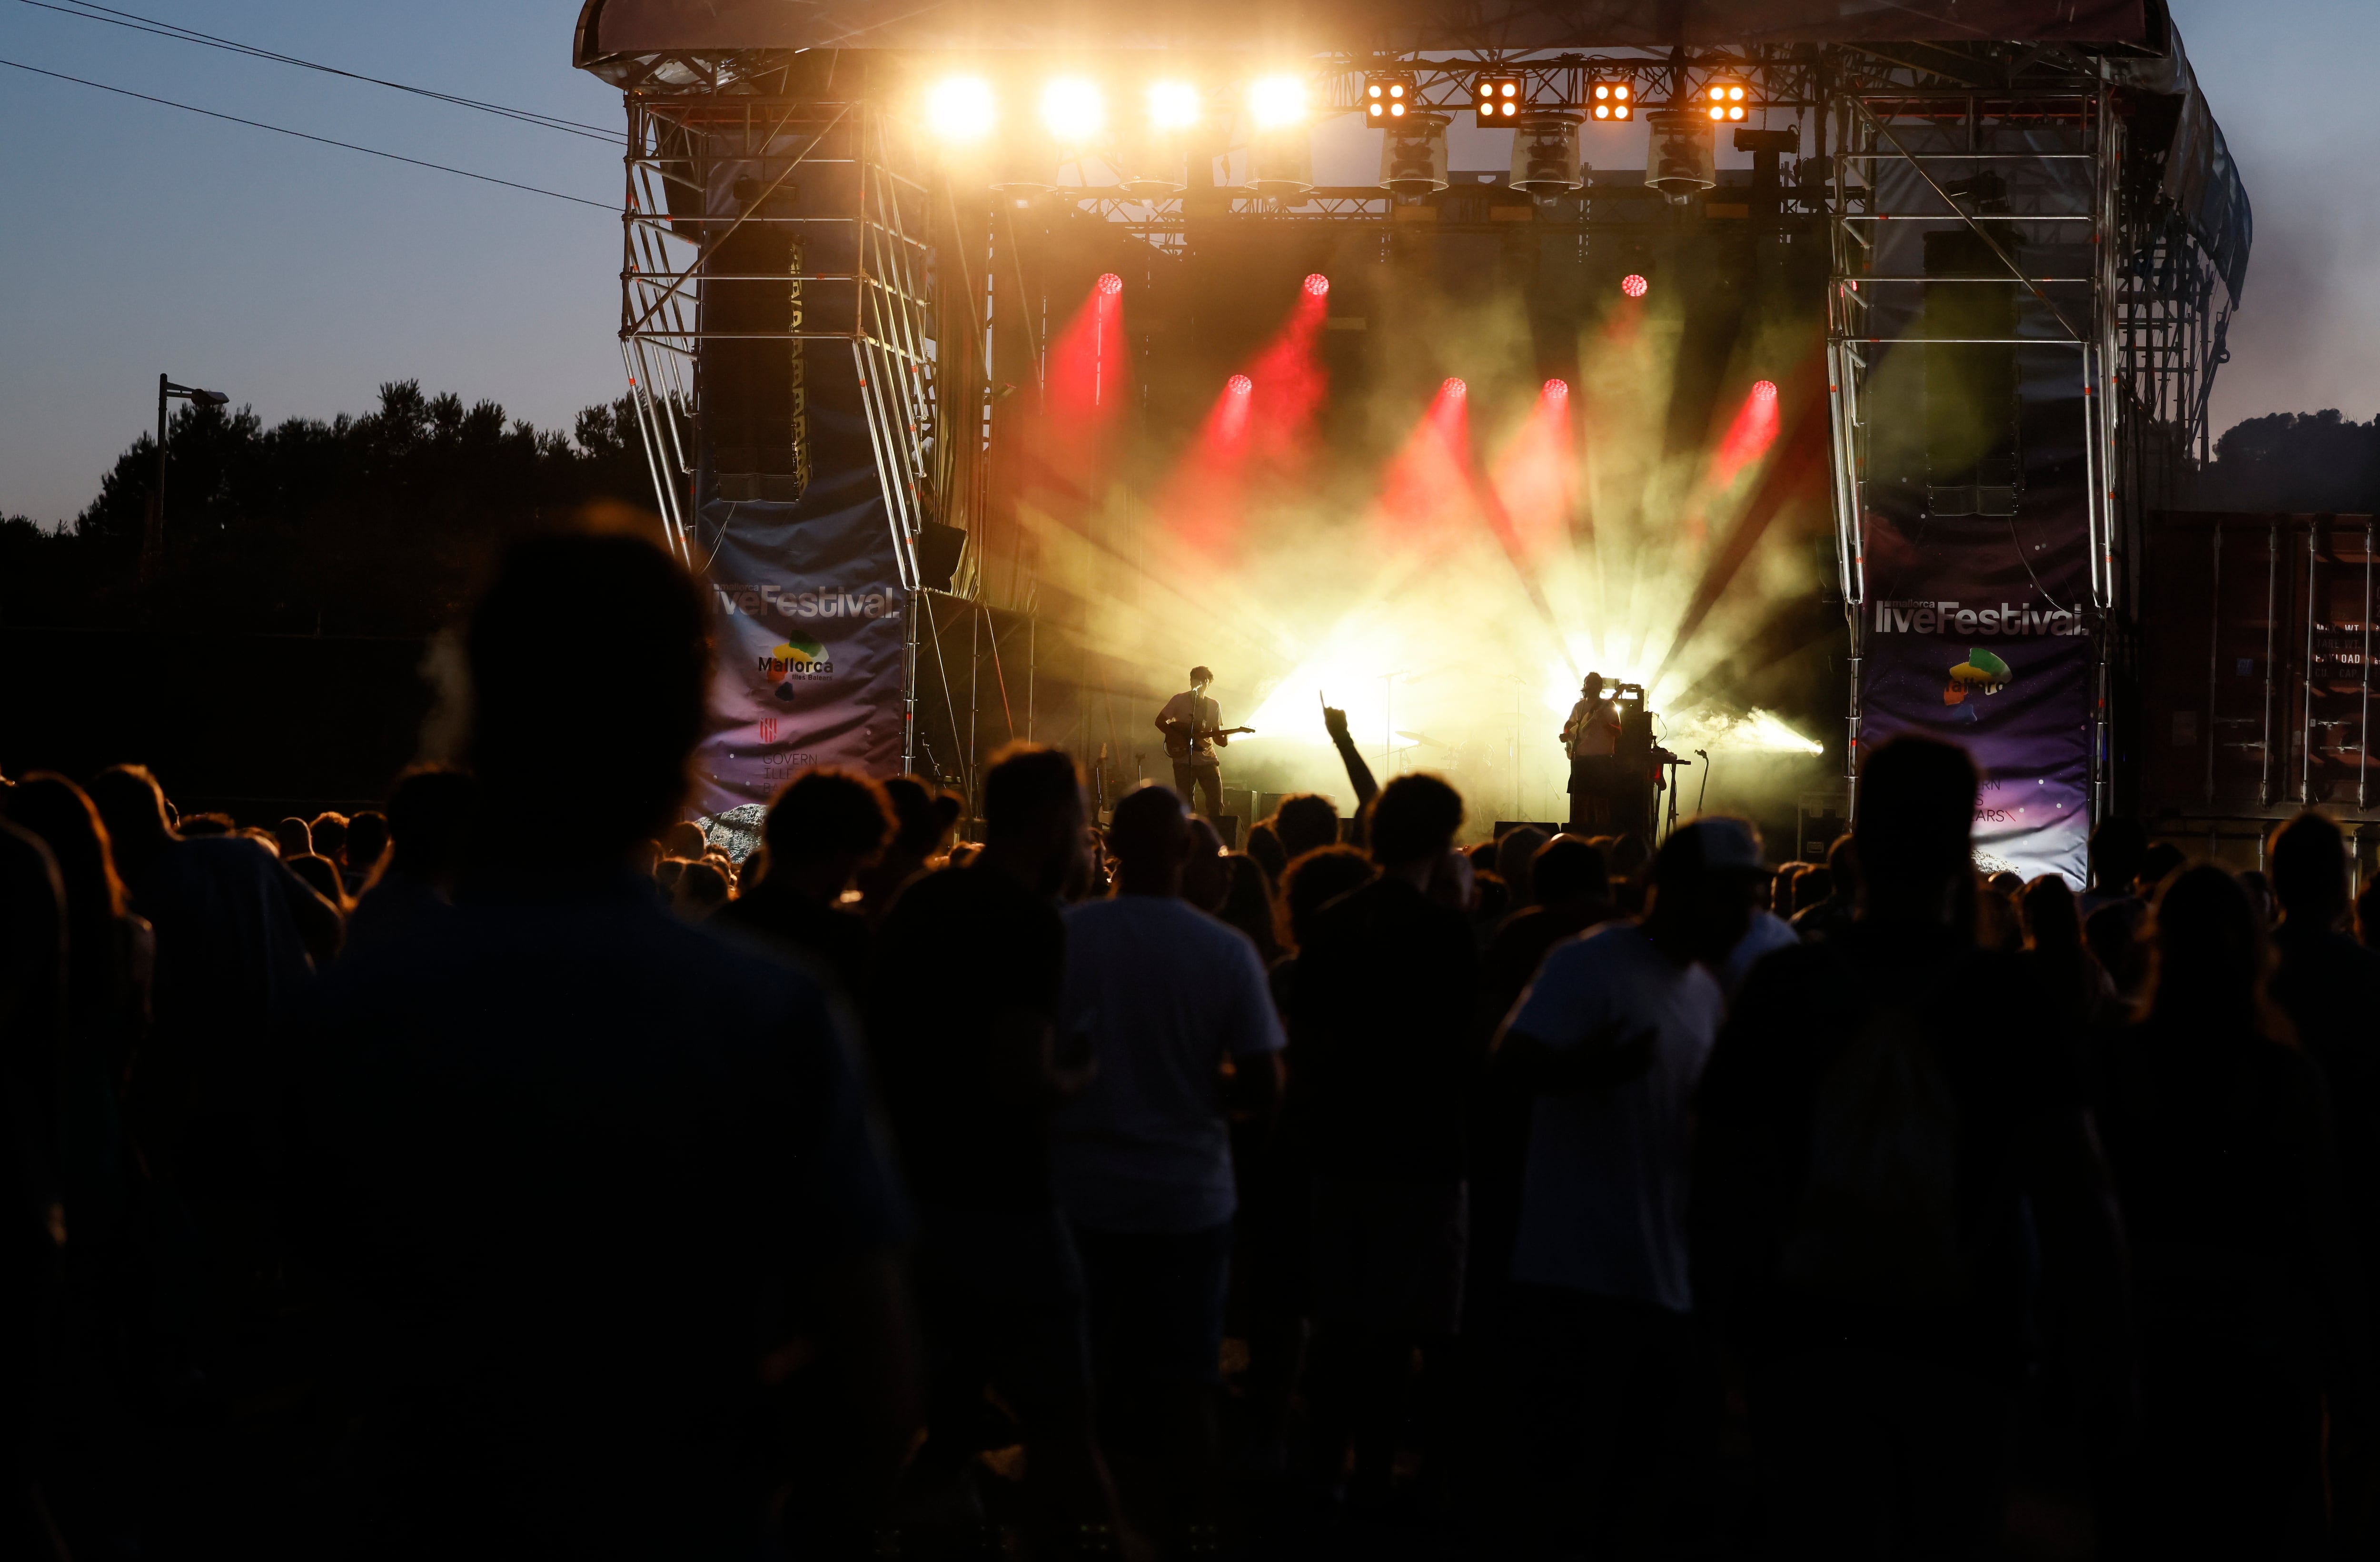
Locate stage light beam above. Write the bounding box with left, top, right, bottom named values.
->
left=926, top=75, right=997, bottom=142
left=1041, top=77, right=1105, bottom=140
left=1711, top=378, right=1784, bottom=488
left=1098, top=272, right=1124, bottom=296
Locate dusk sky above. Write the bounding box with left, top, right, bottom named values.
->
left=0, top=0, right=2370, bottom=524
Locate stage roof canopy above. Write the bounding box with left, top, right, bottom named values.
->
left=574, top=0, right=2152, bottom=58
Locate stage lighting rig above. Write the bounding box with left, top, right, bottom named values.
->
left=1589, top=78, right=1634, bottom=121
left=1704, top=79, right=1751, bottom=122
left=1379, top=110, right=1451, bottom=196
left=1620, top=273, right=1649, bottom=298
left=926, top=75, right=996, bottom=142
left=1041, top=77, right=1105, bottom=140
left=1364, top=71, right=1417, bottom=122
left=1247, top=74, right=1307, bottom=130
left=1246, top=73, right=1314, bottom=195
left=1147, top=80, right=1201, bottom=131
left=1509, top=113, right=1584, bottom=196
left=1472, top=73, right=1525, bottom=122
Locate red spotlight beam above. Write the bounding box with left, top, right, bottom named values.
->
left=1646, top=351, right=1829, bottom=691
left=1447, top=382, right=1573, bottom=663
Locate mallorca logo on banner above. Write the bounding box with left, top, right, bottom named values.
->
left=763, top=635, right=833, bottom=697
left=1944, top=648, right=2010, bottom=707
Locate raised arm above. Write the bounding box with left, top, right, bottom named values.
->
left=1322, top=705, right=1378, bottom=815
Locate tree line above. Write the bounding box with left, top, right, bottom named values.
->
left=0, top=381, right=654, bottom=638
left=2193, top=409, right=2380, bottom=515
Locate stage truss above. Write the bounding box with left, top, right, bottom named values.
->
left=603, top=40, right=2237, bottom=818
left=615, top=94, right=990, bottom=769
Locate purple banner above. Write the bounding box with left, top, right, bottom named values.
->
left=688, top=340, right=907, bottom=818
left=692, top=507, right=906, bottom=819
left=1861, top=600, right=2091, bottom=887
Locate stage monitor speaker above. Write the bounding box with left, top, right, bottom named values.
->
left=1214, top=815, right=1241, bottom=850
left=1253, top=791, right=1289, bottom=824
left=916, top=521, right=967, bottom=591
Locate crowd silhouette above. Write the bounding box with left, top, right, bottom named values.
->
left=10, top=529, right=2380, bottom=1561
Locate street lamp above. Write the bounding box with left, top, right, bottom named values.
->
left=145, top=372, right=229, bottom=583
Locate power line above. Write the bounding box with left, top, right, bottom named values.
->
left=14, top=0, right=624, bottom=142
left=0, top=58, right=616, bottom=210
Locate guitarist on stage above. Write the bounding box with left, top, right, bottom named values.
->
left=1155, top=665, right=1240, bottom=821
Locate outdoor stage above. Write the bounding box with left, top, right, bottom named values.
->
left=573, top=0, right=2248, bottom=882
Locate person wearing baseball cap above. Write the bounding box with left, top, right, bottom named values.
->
left=1484, top=815, right=1772, bottom=1550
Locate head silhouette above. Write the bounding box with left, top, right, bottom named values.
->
left=2146, top=864, right=2269, bottom=1035
left=1111, top=783, right=1192, bottom=895
left=2269, top=811, right=2349, bottom=926
left=468, top=533, right=709, bottom=867
left=85, top=765, right=172, bottom=881
left=1853, top=735, right=1977, bottom=919
left=1369, top=773, right=1464, bottom=870
left=981, top=745, right=1086, bottom=897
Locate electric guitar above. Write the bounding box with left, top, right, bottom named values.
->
left=1159, top=717, right=1254, bottom=761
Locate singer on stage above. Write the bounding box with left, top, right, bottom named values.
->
left=1560, top=671, right=1623, bottom=830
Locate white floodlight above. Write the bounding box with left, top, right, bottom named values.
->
left=1147, top=80, right=1201, bottom=131
left=926, top=75, right=996, bottom=142
left=1041, top=76, right=1104, bottom=140
left=1247, top=74, right=1307, bottom=131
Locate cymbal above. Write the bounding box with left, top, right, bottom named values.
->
left=1395, top=730, right=1452, bottom=748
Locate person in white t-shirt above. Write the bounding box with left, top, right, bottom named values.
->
left=1486, top=816, right=1772, bottom=1555
left=1052, top=783, right=1284, bottom=1551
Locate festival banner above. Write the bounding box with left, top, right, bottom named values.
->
left=1859, top=596, right=2092, bottom=887
left=688, top=348, right=906, bottom=824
